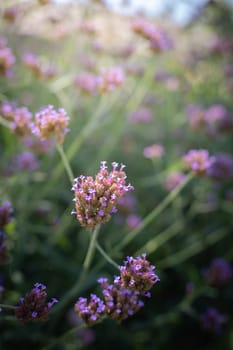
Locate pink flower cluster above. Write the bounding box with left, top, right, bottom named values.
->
left=32, top=105, right=70, bottom=144
left=22, top=52, right=57, bottom=79
left=143, top=144, right=164, bottom=159
left=0, top=37, right=15, bottom=77
left=183, top=149, right=213, bottom=175
left=72, top=161, right=134, bottom=228
left=97, top=67, right=125, bottom=93
left=0, top=101, right=32, bottom=136
left=74, top=72, right=98, bottom=95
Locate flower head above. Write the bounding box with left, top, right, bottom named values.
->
left=0, top=42, right=15, bottom=77
left=15, top=283, right=58, bottom=323
left=183, top=149, right=212, bottom=175
left=72, top=161, right=134, bottom=228
left=74, top=294, right=105, bottom=325
left=203, top=258, right=233, bottom=287
left=200, top=307, right=227, bottom=335
left=32, top=105, right=70, bottom=144
left=143, top=144, right=164, bottom=159
left=207, top=154, right=233, bottom=181
left=97, top=67, right=125, bottom=93
left=118, top=254, right=159, bottom=296
left=98, top=278, right=143, bottom=322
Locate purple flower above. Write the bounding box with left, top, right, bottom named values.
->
left=32, top=105, right=70, bottom=144
left=0, top=200, right=14, bottom=229
left=0, top=231, right=8, bottom=264
left=200, top=307, right=227, bottom=335
left=15, top=283, right=58, bottom=323
left=119, top=254, right=159, bottom=296
left=164, top=172, right=186, bottom=191
left=207, top=154, right=233, bottom=181
left=128, top=107, right=153, bottom=123
left=202, top=258, right=233, bottom=287
left=0, top=40, right=15, bottom=77
left=72, top=161, right=134, bottom=228
left=74, top=294, right=105, bottom=326
left=98, top=278, right=143, bottom=322
left=126, top=214, right=141, bottom=230
left=183, top=149, right=212, bottom=175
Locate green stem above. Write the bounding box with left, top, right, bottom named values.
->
left=116, top=172, right=193, bottom=251
left=83, top=225, right=101, bottom=272
left=95, top=241, right=119, bottom=269
left=0, top=304, right=16, bottom=310
left=56, top=143, right=74, bottom=185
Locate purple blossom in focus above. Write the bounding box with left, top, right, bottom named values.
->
left=15, top=283, right=58, bottom=323
left=72, top=161, right=134, bottom=228
left=74, top=294, right=105, bottom=326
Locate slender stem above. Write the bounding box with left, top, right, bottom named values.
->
left=116, top=172, right=194, bottom=251
left=51, top=225, right=101, bottom=317
left=95, top=241, right=119, bottom=269
left=56, top=143, right=74, bottom=185
left=83, top=225, right=101, bottom=272
left=0, top=304, right=16, bottom=310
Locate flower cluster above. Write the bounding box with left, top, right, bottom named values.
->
left=22, top=52, right=57, bottom=79
left=203, top=258, right=233, bottom=287
left=0, top=37, right=15, bottom=77
left=75, top=254, right=159, bottom=324
left=164, top=172, right=186, bottom=191
left=32, top=105, right=70, bottom=144
left=72, top=161, right=134, bottom=228
left=200, top=307, right=227, bottom=335
left=97, top=67, right=125, bottom=93
left=183, top=149, right=213, bottom=175
left=74, top=72, right=98, bottom=95
left=131, top=18, right=172, bottom=53
left=74, top=294, right=105, bottom=325
left=128, top=107, right=153, bottom=123
left=207, top=154, right=233, bottom=182
left=15, top=283, right=58, bottom=323
left=143, top=144, right=165, bottom=159
left=118, top=254, right=159, bottom=296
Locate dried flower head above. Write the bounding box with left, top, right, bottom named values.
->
left=72, top=161, right=134, bottom=228
left=118, top=254, right=159, bottom=296
left=15, top=283, right=58, bottom=323
left=32, top=105, right=70, bottom=144
left=74, top=294, right=105, bottom=325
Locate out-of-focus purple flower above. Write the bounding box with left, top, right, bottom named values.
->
left=183, top=149, right=212, bottom=175
left=0, top=41, right=15, bottom=77
left=14, top=151, right=40, bottom=172
left=117, top=193, right=137, bottom=215
left=0, top=100, right=16, bottom=120
left=203, top=258, right=233, bottom=287
left=200, top=307, right=227, bottom=335
left=67, top=309, right=96, bottom=345
left=74, top=294, right=105, bottom=326
left=185, top=282, right=195, bottom=295
left=32, top=105, right=70, bottom=144
left=118, top=254, right=159, bottom=296
left=15, top=283, right=58, bottom=323
left=98, top=277, right=144, bottom=322
left=186, top=104, right=206, bottom=130
left=22, top=52, right=57, bottom=79
left=0, top=201, right=14, bottom=229
left=74, top=72, right=98, bottom=95
left=78, top=54, right=96, bottom=71
left=72, top=161, right=134, bottom=228
left=126, top=214, right=141, bottom=230
left=10, top=107, right=33, bottom=136
left=79, top=21, right=97, bottom=35
left=207, top=154, right=233, bottom=182
left=0, top=231, right=8, bottom=264
left=143, top=144, right=165, bottom=159
left=97, top=67, right=125, bottom=93
left=128, top=107, right=153, bottom=123
left=22, top=136, right=55, bottom=155
left=164, top=172, right=186, bottom=191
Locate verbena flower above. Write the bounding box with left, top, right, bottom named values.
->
left=164, top=172, right=186, bottom=191
left=200, top=307, right=227, bottom=335
left=98, top=277, right=144, bottom=322
left=74, top=294, right=105, bottom=325
left=203, top=258, right=233, bottom=287
left=183, top=149, right=212, bottom=175
left=74, top=72, right=98, bottom=95
left=10, top=107, right=33, bottom=136
left=207, top=154, right=233, bottom=181
left=125, top=214, right=141, bottom=230
left=15, top=283, right=58, bottom=323
left=32, top=105, right=70, bottom=144
left=118, top=254, right=160, bottom=296
left=143, top=144, right=165, bottom=159
left=0, top=40, right=15, bottom=77
left=0, top=200, right=14, bottom=229
left=97, top=67, right=125, bottom=93
left=72, top=161, right=134, bottom=228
